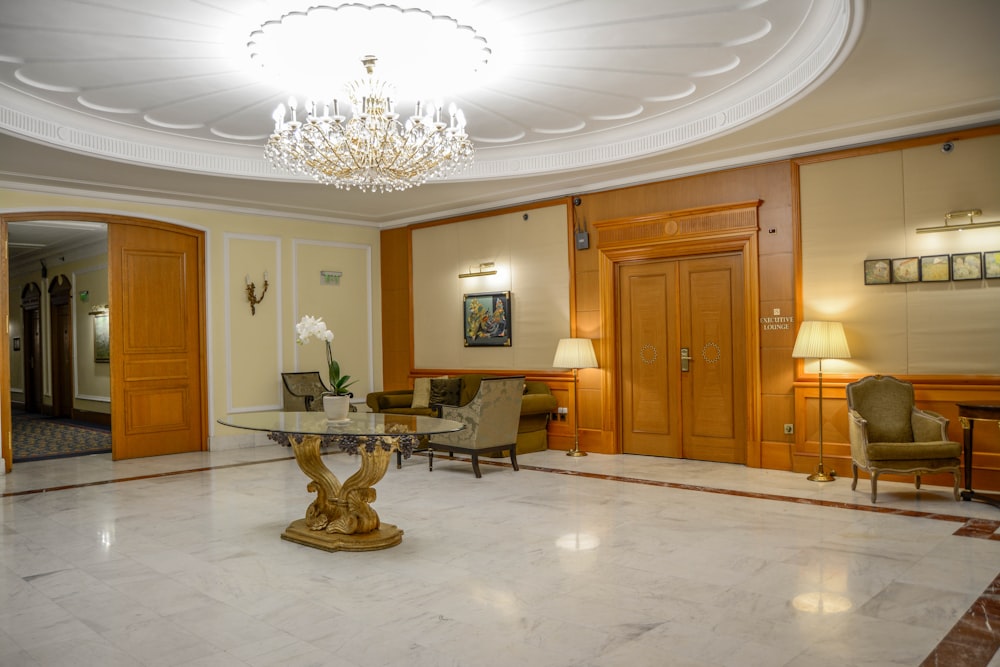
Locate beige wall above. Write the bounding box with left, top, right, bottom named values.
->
left=411, top=205, right=570, bottom=370
left=800, top=133, right=1000, bottom=375
left=1, top=187, right=382, bottom=449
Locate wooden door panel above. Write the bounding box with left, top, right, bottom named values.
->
left=620, top=263, right=680, bottom=457
left=680, top=255, right=745, bottom=463
left=110, top=224, right=205, bottom=459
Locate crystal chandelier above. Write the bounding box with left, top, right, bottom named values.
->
left=264, top=56, right=474, bottom=192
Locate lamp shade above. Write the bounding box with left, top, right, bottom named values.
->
left=791, top=321, right=851, bottom=360
left=553, top=338, right=598, bottom=370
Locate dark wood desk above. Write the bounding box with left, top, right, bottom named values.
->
left=956, top=402, right=1000, bottom=509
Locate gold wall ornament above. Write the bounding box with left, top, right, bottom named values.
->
left=245, top=272, right=268, bottom=315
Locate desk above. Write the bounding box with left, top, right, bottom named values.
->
left=956, top=402, right=1000, bottom=509
left=219, top=411, right=463, bottom=551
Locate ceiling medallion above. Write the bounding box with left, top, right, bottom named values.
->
left=249, top=4, right=489, bottom=192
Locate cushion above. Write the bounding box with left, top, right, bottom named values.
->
left=866, top=440, right=961, bottom=461
left=430, top=378, right=462, bottom=406
left=411, top=378, right=432, bottom=408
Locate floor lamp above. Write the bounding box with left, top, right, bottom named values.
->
left=553, top=338, right=598, bottom=457
left=792, top=321, right=851, bottom=482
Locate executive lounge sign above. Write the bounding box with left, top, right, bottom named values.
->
left=760, top=309, right=794, bottom=331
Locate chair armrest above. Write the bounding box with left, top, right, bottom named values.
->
left=912, top=408, right=949, bottom=441
left=366, top=390, right=414, bottom=413
left=847, top=409, right=871, bottom=466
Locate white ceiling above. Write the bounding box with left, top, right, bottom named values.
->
left=0, top=0, right=999, bottom=230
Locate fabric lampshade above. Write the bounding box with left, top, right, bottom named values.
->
left=553, top=338, right=598, bottom=370
left=791, top=321, right=851, bottom=360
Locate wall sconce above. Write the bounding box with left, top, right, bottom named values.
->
left=246, top=272, right=268, bottom=315
left=916, top=209, right=1000, bottom=234
left=458, top=262, right=497, bottom=279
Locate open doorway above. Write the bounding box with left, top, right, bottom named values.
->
left=8, top=220, right=111, bottom=462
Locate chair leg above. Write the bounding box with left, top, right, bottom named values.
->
left=397, top=450, right=402, bottom=469
left=851, top=463, right=858, bottom=491
left=471, top=454, right=482, bottom=478
left=952, top=471, right=960, bottom=501
left=509, top=446, right=519, bottom=471
left=428, top=449, right=434, bottom=472
left=915, top=474, right=921, bottom=490
left=870, top=472, right=879, bottom=503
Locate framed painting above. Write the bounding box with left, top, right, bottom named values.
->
left=863, top=259, right=890, bottom=285
left=92, top=311, right=110, bottom=362
left=891, top=257, right=919, bottom=283
left=984, top=250, right=1000, bottom=279
left=463, top=291, right=511, bottom=347
left=919, top=255, right=950, bottom=282
left=952, top=252, right=982, bottom=280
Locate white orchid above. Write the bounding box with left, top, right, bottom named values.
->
left=294, top=315, right=355, bottom=395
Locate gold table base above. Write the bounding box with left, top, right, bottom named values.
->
left=284, top=433, right=403, bottom=552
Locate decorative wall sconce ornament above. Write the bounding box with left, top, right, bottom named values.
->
left=458, top=262, right=497, bottom=279
left=246, top=272, right=269, bottom=315
left=916, top=209, right=1000, bottom=234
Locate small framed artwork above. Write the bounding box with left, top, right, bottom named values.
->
left=463, top=291, right=511, bottom=347
left=984, top=251, right=1000, bottom=279
left=919, top=255, right=950, bottom=282
left=952, top=252, right=982, bottom=281
left=891, top=257, right=919, bottom=283
left=92, top=311, right=110, bottom=362
left=863, top=258, right=891, bottom=285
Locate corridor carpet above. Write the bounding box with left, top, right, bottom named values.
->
left=12, top=413, right=111, bottom=462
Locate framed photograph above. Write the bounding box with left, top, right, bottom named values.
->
left=863, top=258, right=891, bottom=285
left=891, top=257, right=919, bottom=283
left=984, top=251, right=1000, bottom=279
left=463, top=291, right=511, bottom=347
left=952, top=252, right=982, bottom=281
left=919, top=255, right=950, bottom=282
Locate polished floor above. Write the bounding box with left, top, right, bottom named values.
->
left=2, top=446, right=999, bottom=666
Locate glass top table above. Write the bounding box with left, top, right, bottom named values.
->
left=219, top=410, right=463, bottom=552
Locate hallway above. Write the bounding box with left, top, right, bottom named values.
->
left=2, top=448, right=998, bottom=666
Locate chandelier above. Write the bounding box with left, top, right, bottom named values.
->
left=249, top=4, right=488, bottom=193
left=264, top=56, right=474, bottom=192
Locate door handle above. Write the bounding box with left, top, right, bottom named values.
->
left=680, top=347, right=693, bottom=372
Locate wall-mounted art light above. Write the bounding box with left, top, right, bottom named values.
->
left=458, top=262, right=497, bottom=279
left=246, top=272, right=269, bottom=315
left=916, top=209, right=1000, bottom=234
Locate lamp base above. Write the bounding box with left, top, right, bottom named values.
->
left=807, top=467, right=836, bottom=483
left=566, top=449, right=587, bottom=457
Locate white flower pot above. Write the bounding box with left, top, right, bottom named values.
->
left=323, top=395, right=351, bottom=422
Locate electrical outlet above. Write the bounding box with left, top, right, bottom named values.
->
left=783, top=424, right=794, bottom=435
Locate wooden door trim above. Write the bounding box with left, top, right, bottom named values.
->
left=595, top=200, right=763, bottom=463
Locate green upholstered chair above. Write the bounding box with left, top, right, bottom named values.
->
left=845, top=375, right=961, bottom=503
left=427, top=376, right=524, bottom=478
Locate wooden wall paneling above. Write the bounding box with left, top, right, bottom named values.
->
left=379, top=227, right=412, bottom=390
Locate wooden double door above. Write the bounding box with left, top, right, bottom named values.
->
left=619, top=253, right=746, bottom=463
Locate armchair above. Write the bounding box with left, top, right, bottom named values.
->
left=427, top=376, right=524, bottom=478
left=281, top=372, right=354, bottom=413
left=845, top=375, right=961, bottom=503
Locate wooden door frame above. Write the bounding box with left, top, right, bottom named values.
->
left=1, top=211, right=208, bottom=472
left=594, top=200, right=763, bottom=465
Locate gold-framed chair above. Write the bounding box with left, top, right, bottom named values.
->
left=845, top=375, right=961, bottom=503
left=427, top=376, right=524, bottom=478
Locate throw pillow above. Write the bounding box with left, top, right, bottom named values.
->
left=411, top=378, right=432, bottom=408
left=429, top=378, right=462, bottom=406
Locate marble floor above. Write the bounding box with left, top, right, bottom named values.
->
left=2, top=447, right=999, bottom=666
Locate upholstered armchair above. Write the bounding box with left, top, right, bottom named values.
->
left=845, top=375, right=961, bottom=503
left=427, top=376, right=524, bottom=478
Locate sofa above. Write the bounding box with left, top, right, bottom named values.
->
left=366, top=374, right=558, bottom=454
